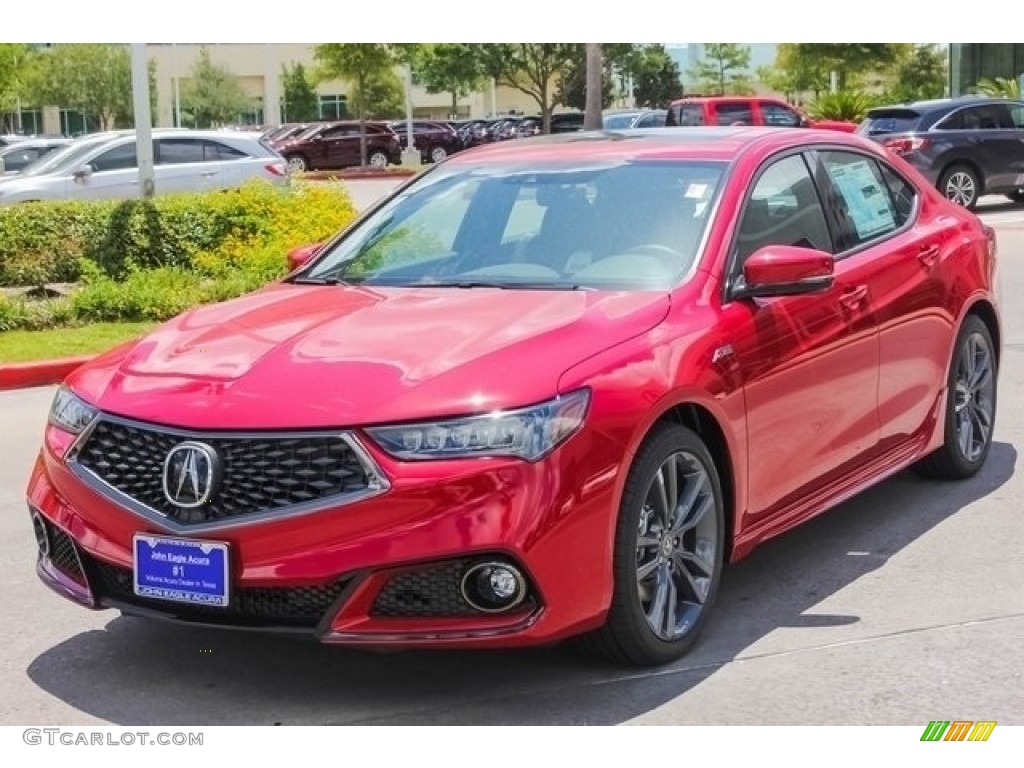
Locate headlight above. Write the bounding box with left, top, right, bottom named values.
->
left=365, top=389, right=590, bottom=462
left=48, top=387, right=98, bottom=434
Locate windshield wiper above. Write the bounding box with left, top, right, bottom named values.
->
left=285, top=276, right=348, bottom=286
left=415, top=281, right=589, bottom=291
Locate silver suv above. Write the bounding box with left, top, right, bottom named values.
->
left=0, top=129, right=289, bottom=205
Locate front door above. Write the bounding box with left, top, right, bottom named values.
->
left=722, top=152, right=881, bottom=525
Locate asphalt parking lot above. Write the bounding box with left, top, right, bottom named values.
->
left=1, top=187, right=1022, bottom=726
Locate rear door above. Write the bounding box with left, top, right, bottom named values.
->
left=812, top=148, right=953, bottom=448
left=155, top=137, right=220, bottom=193
left=935, top=103, right=1022, bottom=191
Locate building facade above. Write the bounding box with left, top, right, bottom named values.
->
left=949, top=44, right=1024, bottom=96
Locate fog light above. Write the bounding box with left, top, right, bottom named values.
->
left=460, top=561, right=528, bottom=613
left=31, top=511, right=50, bottom=557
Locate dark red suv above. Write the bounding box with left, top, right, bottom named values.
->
left=387, top=120, right=462, bottom=164
left=667, top=97, right=858, bottom=132
left=272, top=121, right=402, bottom=172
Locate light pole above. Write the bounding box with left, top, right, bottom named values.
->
left=173, top=43, right=182, bottom=127
left=131, top=43, right=155, bottom=199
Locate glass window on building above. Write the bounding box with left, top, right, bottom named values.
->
left=950, top=44, right=1024, bottom=96
left=236, top=97, right=264, bottom=127
left=60, top=109, right=90, bottom=137
left=319, top=94, right=349, bottom=120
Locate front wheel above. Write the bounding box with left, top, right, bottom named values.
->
left=913, top=315, right=997, bottom=479
left=939, top=164, right=981, bottom=209
left=581, top=422, right=725, bottom=666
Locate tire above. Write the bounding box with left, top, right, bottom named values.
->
left=429, top=146, right=448, bottom=163
left=939, top=164, right=981, bottom=209
left=368, top=150, right=389, bottom=169
left=913, top=315, right=997, bottom=480
left=285, top=154, right=308, bottom=173
left=579, top=422, right=726, bottom=666
left=1006, top=191, right=1024, bottom=205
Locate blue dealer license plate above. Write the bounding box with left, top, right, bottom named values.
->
left=133, top=535, right=230, bottom=607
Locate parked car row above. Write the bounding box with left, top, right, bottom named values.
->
left=0, top=129, right=288, bottom=205
left=0, top=137, right=70, bottom=175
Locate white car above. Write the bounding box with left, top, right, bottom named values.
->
left=0, top=129, right=289, bottom=205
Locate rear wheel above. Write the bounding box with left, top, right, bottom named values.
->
left=580, top=422, right=725, bottom=666
left=914, top=315, right=997, bottom=479
left=285, top=154, right=308, bottom=173
left=429, top=146, right=448, bottom=163
left=939, top=164, right=981, bottom=209
left=368, top=150, right=389, bottom=169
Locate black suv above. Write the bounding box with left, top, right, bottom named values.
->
left=858, top=96, right=1024, bottom=209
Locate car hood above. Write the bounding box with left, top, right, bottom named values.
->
left=68, top=283, right=670, bottom=430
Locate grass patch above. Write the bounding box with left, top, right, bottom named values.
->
left=0, top=322, right=154, bottom=363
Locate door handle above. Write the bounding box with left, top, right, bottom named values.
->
left=918, top=244, right=940, bottom=267
left=840, top=285, right=868, bottom=311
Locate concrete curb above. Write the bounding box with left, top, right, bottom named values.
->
left=0, top=356, right=92, bottom=391
left=298, top=169, right=418, bottom=181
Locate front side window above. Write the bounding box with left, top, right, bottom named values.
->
left=90, top=143, right=137, bottom=172
left=301, top=160, right=726, bottom=291
left=735, top=154, right=832, bottom=264
left=761, top=103, right=802, bottom=127
left=819, top=151, right=904, bottom=250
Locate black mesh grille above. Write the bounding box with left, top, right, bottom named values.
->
left=82, top=553, right=348, bottom=629
left=75, top=420, right=371, bottom=525
left=373, top=559, right=534, bottom=618
left=44, top=520, right=86, bottom=583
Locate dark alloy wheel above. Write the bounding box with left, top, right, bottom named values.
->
left=914, top=315, right=997, bottom=479
left=581, top=422, right=725, bottom=666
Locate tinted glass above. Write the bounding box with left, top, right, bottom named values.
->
left=304, top=161, right=726, bottom=291
left=634, top=111, right=666, bottom=128
left=604, top=113, right=639, bottom=129
left=0, top=147, right=43, bottom=171
left=158, top=139, right=206, bottom=164
left=668, top=105, right=705, bottom=126
left=1009, top=103, right=1024, bottom=129
left=859, top=110, right=922, bottom=135
left=91, top=143, right=137, bottom=172
left=18, top=137, right=110, bottom=176
left=877, top=162, right=917, bottom=225
left=820, top=151, right=903, bottom=250
left=736, top=154, right=832, bottom=263
left=715, top=103, right=754, bottom=126
left=761, top=103, right=802, bottom=127
left=946, top=104, right=1014, bottom=129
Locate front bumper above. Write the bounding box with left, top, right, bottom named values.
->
left=28, top=417, right=625, bottom=649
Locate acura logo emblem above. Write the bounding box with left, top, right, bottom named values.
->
left=162, top=441, right=220, bottom=508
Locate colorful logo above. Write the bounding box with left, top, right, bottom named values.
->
left=921, top=721, right=996, bottom=741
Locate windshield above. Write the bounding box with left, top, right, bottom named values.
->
left=301, top=159, right=726, bottom=291
left=18, top=137, right=109, bottom=177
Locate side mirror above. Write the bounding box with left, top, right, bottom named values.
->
left=286, top=243, right=323, bottom=272
left=735, top=245, right=834, bottom=299
left=72, top=164, right=93, bottom=181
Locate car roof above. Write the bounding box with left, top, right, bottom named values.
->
left=448, top=127, right=881, bottom=165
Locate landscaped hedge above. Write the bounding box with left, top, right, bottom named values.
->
left=0, top=181, right=359, bottom=331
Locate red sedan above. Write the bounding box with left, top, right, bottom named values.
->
left=28, top=127, right=1000, bottom=666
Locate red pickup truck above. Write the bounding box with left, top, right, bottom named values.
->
left=666, top=96, right=858, bottom=132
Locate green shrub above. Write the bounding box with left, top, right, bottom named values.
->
left=0, top=294, right=75, bottom=332
left=0, top=181, right=358, bottom=287
left=806, top=90, right=877, bottom=122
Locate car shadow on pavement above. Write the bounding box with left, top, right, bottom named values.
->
left=26, top=442, right=1016, bottom=726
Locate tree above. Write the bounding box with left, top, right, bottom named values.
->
left=0, top=44, right=32, bottom=115
left=583, top=44, right=603, bottom=130
left=281, top=62, right=319, bottom=123
left=411, top=44, right=484, bottom=117
left=473, top=44, right=577, bottom=134
left=886, top=45, right=948, bottom=102
left=25, top=44, right=157, bottom=131
left=181, top=56, right=250, bottom=128
left=628, top=44, right=684, bottom=108
left=316, top=43, right=402, bottom=165
left=972, top=76, right=1021, bottom=98
left=356, top=68, right=404, bottom=119
left=769, top=44, right=911, bottom=97
left=688, top=44, right=754, bottom=96
left=557, top=46, right=614, bottom=112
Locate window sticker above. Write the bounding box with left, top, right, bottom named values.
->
left=829, top=160, right=896, bottom=239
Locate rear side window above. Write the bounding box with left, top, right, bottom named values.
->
left=715, top=103, right=754, bottom=126
left=860, top=110, right=922, bottom=135
left=819, top=151, right=904, bottom=250
left=937, top=104, right=1014, bottom=130
left=877, top=162, right=917, bottom=224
